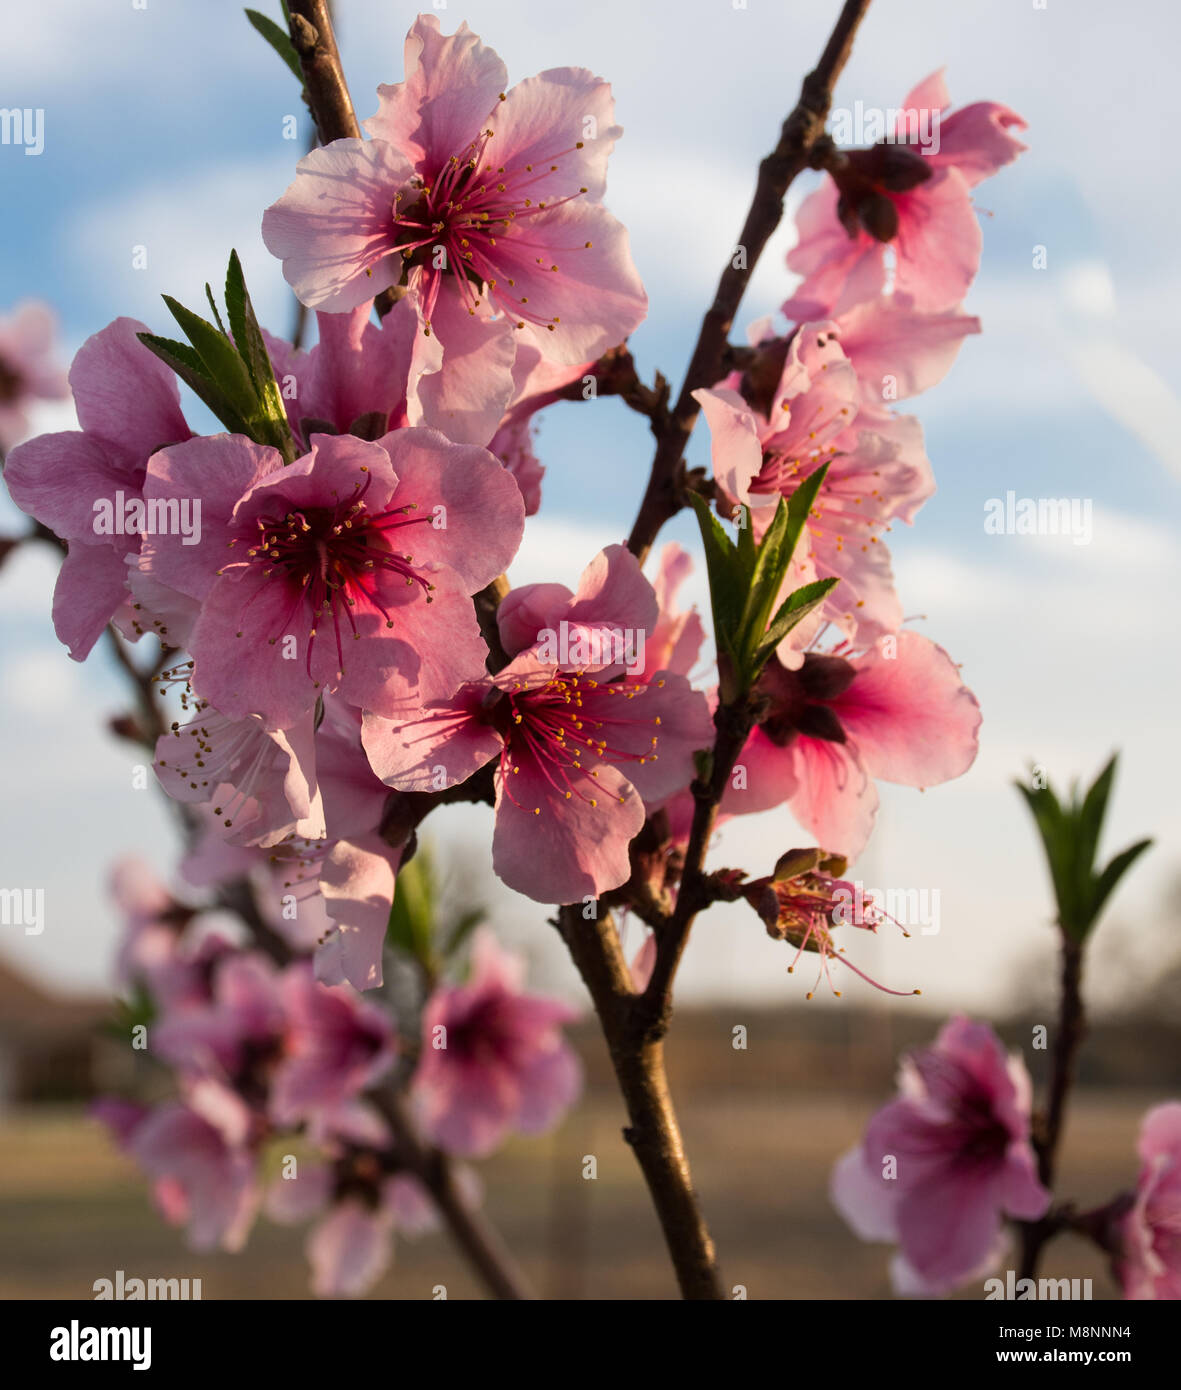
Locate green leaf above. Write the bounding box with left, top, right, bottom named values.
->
left=736, top=463, right=832, bottom=678
left=1015, top=777, right=1078, bottom=932
left=225, top=250, right=297, bottom=460
left=689, top=492, right=747, bottom=698
left=737, top=496, right=791, bottom=665
left=204, top=284, right=228, bottom=336
left=735, top=504, right=756, bottom=573
left=245, top=7, right=305, bottom=85
left=1088, top=838, right=1153, bottom=932
left=445, top=908, right=484, bottom=958
left=1074, top=754, right=1118, bottom=911
left=162, top=295, right=257, bottom=419
left=386, top=851, right=435, bottom=962
left=1015, top=757, right=1152, bottom=943
left=751, top=576, right=839, bottom=671
left=136, top=332, right=252, bottom=437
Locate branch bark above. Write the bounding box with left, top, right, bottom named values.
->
left=286, top=0, right=361, bottom=143
left=555, top=904, right=722, bottom=1299
left=626, top=0, right=872, bottom=563
left=1018, top=935, right=1086, bottom=1279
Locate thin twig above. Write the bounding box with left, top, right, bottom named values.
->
left=1018, top=936, right=1086, bottom=1278
left=626, top=0, right=872, bottom=563
left=286, top=0, right=360, bottom=143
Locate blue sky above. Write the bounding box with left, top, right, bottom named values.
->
left=1, top=0, right=1178, bottom=1012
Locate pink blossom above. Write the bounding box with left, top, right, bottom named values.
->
left=484, top=343, right=598, bottom=514
left=4, top=317, right=191, bottom=657
left=487, top=416, right=544, bottom=515
left=155, top=708, right=325, bottom=848
left=138, top=426, right=523, bottom=729
left=270, top=961, right=397, bottom=1125
left=783, top=71, right=1026, bottom=318
left=265, top=1130, right=479, bottom=1297
left=302, top=1165, right=473, bottom=1297
left=1118, top=1103, right=1181, bottom=1300
left=746, top=861, right=919, bottom=1000
left=262, top=15, right=647, bottom=389
left=412, top=932, right=582, bottom=1156
left=696, top=322, right=934, bottom=646
left=822, top=295, right=980, bottom=409
left=725, top=631, right=981, bottom=860
left=362, top=546, right=713, bottom=903
left=641, top=542, right=707, bottom=682
left=0, top=300, right=69, bottom=451
left=313, top=831, right=406, bottom=990
left=263, top=297, right=443, bottom=439
left=109, top=856, right=234, bottom=1011
left=100, top=1079, right=262, bottom=1252
left=831, top=1016, right=1050, bottom=1293
left=264, top=295, right=519, bottom=454
left=152, top=951, right=286, bottom=1082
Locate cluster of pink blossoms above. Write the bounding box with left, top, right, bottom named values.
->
left=99, top=855, right=579, bottom=1293
left=696, top=70, right=1030, bottom=866
left=19, top=12, right=1168, bottom=1303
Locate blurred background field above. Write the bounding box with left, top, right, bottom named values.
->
left=2, top=984, right=1176, bottom=1300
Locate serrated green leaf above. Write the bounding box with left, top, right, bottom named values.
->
left=204, top=284, right=228, bottom=336
left=737, top=496, right=791, bottom=661
left=136, top=332, right=208, bottom=382
left=162, top=295, right=257, bottom=417
left=735, top=504, right=756, bottom=572
left=737, top=464, right=832, bottom=676
left=226, top=250, right=298, bottom=460
left=750, top=576, right=840, bottom=673
left=137, top=332, right=252, bottom=436
left=245, top=7, right=305, bottom=85
left=689, top=492, right=746, bottom=680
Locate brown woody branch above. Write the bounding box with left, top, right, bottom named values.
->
left=1018, top=936, right=1087, bottom=1279
left=626, top=0, right=872, bottom=563
left=554, top=902, right=723, bottom=1299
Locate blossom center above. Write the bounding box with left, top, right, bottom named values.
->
left=222, top=466, right=433, bottom=678
left=390, top=126, right=592, bottom=334
left=496, top=673, right=661, bottom=815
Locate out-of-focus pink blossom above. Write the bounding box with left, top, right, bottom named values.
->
left=831, top=1016, right=1050, bottom=1293
left=1118, top=1102, right=1181, bottom=1300
left=412, top=932, right=582, bottom=1156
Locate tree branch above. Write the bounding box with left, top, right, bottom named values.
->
left=1018, top=935, right=1086, bottom=1279
left=554, top=904, right=722, bottom=1299
left=286, top=0, right=361, bottom=143
left=626, top=0, right=872, bottom=563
